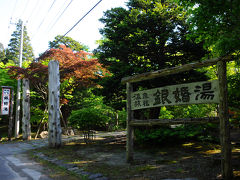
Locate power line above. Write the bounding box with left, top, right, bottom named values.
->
left=9, top=0, right=18, bottom=27
left=20, top=0, right=30, bottom=20
left=52, top=0, right=103, bottom=48
left=26, top=0, right=41, bottom=22
left=10, top=0, right=18, bottom=19
left=36, top=0, right=103, bottom=60
left=33, top=0, right=72, bottom=40
left=36, top=0, right=57, bottom=30
left=27, top=0, right=45, bottom=25
left=44, top=0, right=69, bottom=33
left=31, top=0, right=58, bottom=39
left=47, top=0, right=74, bottom=33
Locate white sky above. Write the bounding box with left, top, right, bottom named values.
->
left=0, top=0, right=128, bottom=57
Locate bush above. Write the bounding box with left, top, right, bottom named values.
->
left=68, top=107, right=110, bottom=131
left=135, top=123, right=219, bottom=146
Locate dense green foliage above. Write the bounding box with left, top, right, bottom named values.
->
left=228, top=73, right=240, bottom=110
left=69, top=108, right=110, bottom=131
left=93, top=0, right=240, bottom=144
left=0, top=62, right=17, bottom=87
left=135, top=123, right=219, bottom=145
left=134, top=103, right=218, bottom=144
left=0, top=62, right=17, bottom=125
left=68, top=89, right=126, bottom=131
left=95, top=0, right=208, bottom=110
left=179, top=0, right=240, bottom=57
left=160, top=104, right=217, bottom=119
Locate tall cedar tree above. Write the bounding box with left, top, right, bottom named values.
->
left=94, top=0, right=208, bottom=112
left=7, top=45, right=109, bottom=124
left=6, top=20, right=34, bottom=65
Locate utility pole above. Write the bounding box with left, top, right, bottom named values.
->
left=15, top=19, right=24, bottom=138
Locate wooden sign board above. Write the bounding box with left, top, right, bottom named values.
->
left=1, top=87, right=11, bottom=115
left=131, top=80, right=219, bottom=110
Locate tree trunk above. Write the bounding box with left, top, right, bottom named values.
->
left=22, top=78, right=31, bottom=140
left=48, top=60, right=62, bottom=148
left=60, top=107, right=67, bottom=129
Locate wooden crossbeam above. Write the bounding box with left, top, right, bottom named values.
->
left=129, top=117, right=219, bottom=126
left=121, top=56, right=231, bottom=84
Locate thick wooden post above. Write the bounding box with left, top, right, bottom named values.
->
left=48, top=60, right=62, bottom=148
left=126, top=82, right=134, bottom=162
left=217, top=60, right=232, bottom=179
left=8, top=88, right=14, bottom=141
left=15, top=79, right=21, bottom=138
left=22, top=78, right=31, bottom=140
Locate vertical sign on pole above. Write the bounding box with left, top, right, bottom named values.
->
left=1, top=87, right=11, bottom=115
left=1, top=86, right=14, bottom=141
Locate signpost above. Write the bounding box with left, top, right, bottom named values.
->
left=1, top=87, right=11, bottom=115
left=131, top=80, right=219, bottom=110
left=122, top=56, right=232, bottom=179
left=1, top=86, right=14, bottom=141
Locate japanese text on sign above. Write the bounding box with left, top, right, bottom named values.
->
left=1, top=88, right=11, bottom=115
left=131, top=80, right=219, bottom=110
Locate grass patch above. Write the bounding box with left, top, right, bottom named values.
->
left=24, top=135, right=240, bottom=180
left=135, top=165, right=158, bottom=172
left=28, top=151, right=87, bottom=180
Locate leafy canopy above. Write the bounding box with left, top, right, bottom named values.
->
left=7, top=45, right=109, bottom=105
left=49, top=35, right=89, bottom=52
left=94, top=0, right=208, bottom=109
left=179, top=0, right=240, bottom=57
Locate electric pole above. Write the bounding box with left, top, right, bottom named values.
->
left=15, top=19, right=23, bottom=138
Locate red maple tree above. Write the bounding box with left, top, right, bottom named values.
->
left=8, top=45, right=109, bottom=103
left=7, top=45, right=110, bottom=128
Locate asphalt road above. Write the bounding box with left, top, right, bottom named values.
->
left=0, top=156, right=24, bottom=180
left=0, top=131, right=126, bottom=180
left=0, top=141, right=51, bottom=180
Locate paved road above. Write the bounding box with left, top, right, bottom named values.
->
left=0, top=139, right=51, bottom=180
left=0, top=131, right=126, bottom=180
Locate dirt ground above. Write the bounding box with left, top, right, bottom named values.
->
left=31, top=131, right=240, bottom=180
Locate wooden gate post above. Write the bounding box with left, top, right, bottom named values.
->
left=15, top=79, right=21, bottom=138
left=48, top=60, right=62, bottom=148
left=217, top=60, right=232, bottom=179
left=126, top=82, right=134, bottom=162
left=8, top=87, right=14, bottom=141
left=22, top=78, right=31, bottom=140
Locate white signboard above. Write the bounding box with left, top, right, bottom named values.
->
left=131, top=80, right=219, bottom=110
left=1, top=87, right=11, bottom=115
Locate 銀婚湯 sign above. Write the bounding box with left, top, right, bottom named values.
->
left=131, top=80, right=219, bottom=110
